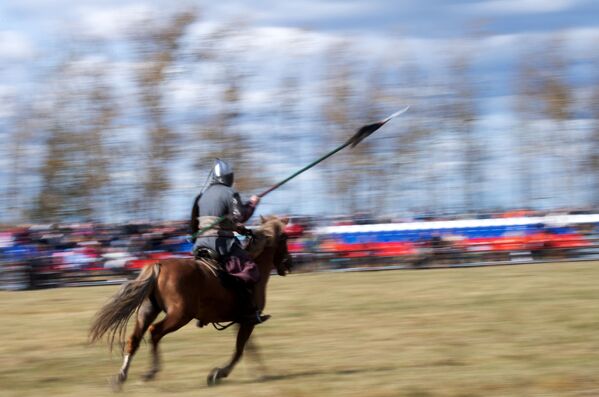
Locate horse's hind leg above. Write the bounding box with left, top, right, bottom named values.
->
left=143, top=309, right=190, bottom=381
left=114, top=299, right=159, bottom=388
left=208, top=323, right=255, bottom=386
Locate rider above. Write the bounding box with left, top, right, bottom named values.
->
left=190, top=159, right=270, bottom=325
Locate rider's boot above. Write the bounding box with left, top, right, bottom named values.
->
left=238, top=286, right=270, bottom=325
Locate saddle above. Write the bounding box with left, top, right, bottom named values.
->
left=194, top=247, right=220, bottom=262
left=194, top=248, right=241, bottom=291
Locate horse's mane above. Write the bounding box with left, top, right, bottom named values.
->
left=258, top=215, right=287, bottom=236
left=247, top=216, right=286, bottom=257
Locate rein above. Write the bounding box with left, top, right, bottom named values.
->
left=212, top=321, right=236, bottom=331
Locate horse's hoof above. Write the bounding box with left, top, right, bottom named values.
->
left=258, top=374, right=271, bottom=382
left=141, top=371, right=156, bottom=382
left=110, top=376, right=123, bottom=392
left=207, top=367, right=222, bottom=386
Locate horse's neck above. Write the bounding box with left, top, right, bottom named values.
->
left=255, top=246, right=274, bottom=281
left=253, top=247, right=274, bottom=311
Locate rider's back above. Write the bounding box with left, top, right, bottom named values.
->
left=198, top=184, right=233, bottom=217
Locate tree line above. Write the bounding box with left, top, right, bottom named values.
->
left=1, top=9, right=598, bottom=223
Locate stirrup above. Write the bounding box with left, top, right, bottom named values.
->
left=256, top=313, right=271, bottom=324
left=240, top=312, right=271, bottom=325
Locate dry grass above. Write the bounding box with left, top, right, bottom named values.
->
left=2, top=261, right=599, bottom=397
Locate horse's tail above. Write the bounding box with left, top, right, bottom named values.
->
left=89, top=263, right=161, bottom=350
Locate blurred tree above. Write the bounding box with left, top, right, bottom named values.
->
left=276, top=73, right=303, bottom=210
left=190, top=24, right=269, bottom=196
left=406, top=113, right=438, bottom=214
left=130, top=10, right=197, bottom=218
left=536, top=38, right=575, bottom=207
left=513, top=38, right=580, bottom=210
left=3, top=97, right=34, bottom=222
left=359, top=67, right=389, bottom=213
left=388, top=59, right=441, bottom=216
left=590, top=70, right=599, bottom=207
left=32, top=56, right=117, bottom=222
left=33, top=120, right=70, bottom=221
left=322, top=42, right=371, bottom=213
left=514, top=48, right=541, bottom=207
left=210, top=70, right=263, bottom=193
left=448, top=54, right=483, bottom=213
left=82, top=66, right=118, bottom=219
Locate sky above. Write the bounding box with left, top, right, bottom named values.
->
left=2, top=0, right=597, bottom=104
left=1, top=0, right=598, bottom=220
left=2, top=0, right=598, bottom=83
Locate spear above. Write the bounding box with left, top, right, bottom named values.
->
left=192, top=106, right=409, bottom=238
left=257, top=106, right=409, bottom=197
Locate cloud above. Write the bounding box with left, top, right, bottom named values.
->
left=468, top=0, right=583, bottom=15
left=0, top=31, right=36, bottom=60
left=206, top=0, right=378, bottom=26
left=73, top=3, right=157, bottom=40
left=164, top=79, right=222, bottom=110
left=243, top=26, right=336, bottom=54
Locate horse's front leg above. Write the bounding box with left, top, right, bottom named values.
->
left=207, top=323, right=254, bottom=386
left=245, top=336, right=269, bottom=378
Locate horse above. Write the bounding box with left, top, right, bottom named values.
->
left=89, top=215, right=292, bottom=388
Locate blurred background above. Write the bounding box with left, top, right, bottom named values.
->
left=2, top=0, right=599, bottom=288
left=3, top=4, right=599, bottom=397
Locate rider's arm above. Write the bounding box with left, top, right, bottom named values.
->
left=231, top=193, right=258, bottom=223
left=190, top=193, right=202, bottom=234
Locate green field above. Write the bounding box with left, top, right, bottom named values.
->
left=2, top=262, right=599, bottom=397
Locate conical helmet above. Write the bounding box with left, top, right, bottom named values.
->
left=211, top=159, right=234, bottom=187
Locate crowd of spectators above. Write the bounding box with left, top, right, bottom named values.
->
left=0, top=221, right=193, bottom=289
left=1, top=208, right=598, bottom=290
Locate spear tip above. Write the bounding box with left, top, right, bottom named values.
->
left=347, top=106, right=410, bottom=148
left=347, top=122, right=384, bottom=148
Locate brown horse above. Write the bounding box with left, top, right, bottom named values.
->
left=89, top=216, right=291, bottom=388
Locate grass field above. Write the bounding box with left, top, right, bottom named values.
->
left=2, top=262, right=599, bottom=397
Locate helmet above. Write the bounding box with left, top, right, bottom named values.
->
left=211, top=159, right=234, bottom=187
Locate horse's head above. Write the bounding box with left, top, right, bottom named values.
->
left=248, top=215, right=292, bottom=276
